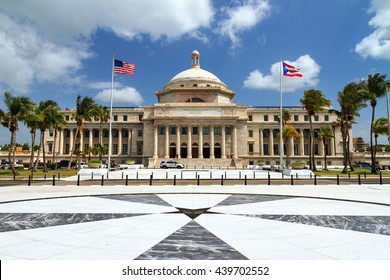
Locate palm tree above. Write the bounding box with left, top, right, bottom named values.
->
left=372, top=117, right=388, bottom=173
left=331, top=81, right=367, bottom=173
left=365, top=73, right=390, bottom=173
left=300, top=89, right=332, bottom=171
left=68, top=95, right=98, bottom=169
left=95, top=105, right=110, bottom=145
left=92, top=143, right=108, bottom=161
left=24, top=105, right=43, bottom=169
left=281, top=125, right=301, bottom=166
left=0, top=92, right=35, bottom=175
left=33, top=100, right=63, bottom=172
left=51, top=114, right=67, bottom=166
left=317, top=127, right=333, bottom=170
left=281, top=108, right=291, bottom=125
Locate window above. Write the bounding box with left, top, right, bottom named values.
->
left=264, top=115, right=269, bottom=121
left=84, top=130, right=89, bottom=138
left=314, top=144, right=319, bottom=155
left=248, top=115, right=253, bottom=121
left=123, top=115, right=128, bottom=122
left=94, top=130, right=99, bottom=138
left=84, top=144, right=89, bottom=151
left=170, top=126, right=176, bottom=135
left=136, top=141, right=143, bottom=155
left=113, top=115, right=118, bottom=121
left=192, top=127, right=198, bottom=135
left=226, top=126, right=232, bottom=135
left=274, top=115, right=279, bottom=122
left=123, top=130, right=128, bottom=137
left=181, top=126, right=187, bottom=135
left=138, top=115, right=143, bottom=121
left=273, top=144, right=279, bottom=155
left=263, top=144, right=269, bottom=155
left=248, top=130, right=253, bottom=137
left=294, top=143, right=299, bottom=155
left=65, top=144, right=70, bottom=154
left=273, top=130, right=279, bottom=138
left=203, top=127, right=209, bottom=135
left=324, top=115, right=329, bottom=122
left=123, top=144, right=128, bottom=154
left=304, top=144, right=309, bottom=155
left=104, top=130, right=109, bottom=138
left=113, top=144, right=118, bottom=155
left=214, top=127, right=221, bottom=135
left=113, top=130, right=118, bottom=138
left=314, top=115, right=319, bottom=122
left=263, top=130, right=269, bottom=138
left=159, top=126, right=165, bottom=135
left=248, top=143, right=254, bottom=153
left=48, top=143, right=53, bottom=152
left=304, top=115, right=309, bottom=122
left=65, top=115, right=70, bottom=121
left=49, top=130, right=54, bottom=137
left=137, top=130, right=143, bottom=137
left=303, top=130, right=309, bottom=138
left=294, top=115, right=299, bottom=122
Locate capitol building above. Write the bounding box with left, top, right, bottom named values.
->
left=44, top=50, right=346, bottom=168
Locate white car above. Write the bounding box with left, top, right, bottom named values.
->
left=160, top=160, right=184, bottom=169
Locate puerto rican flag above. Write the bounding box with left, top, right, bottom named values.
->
left=282, top=61, right=302, bottom=77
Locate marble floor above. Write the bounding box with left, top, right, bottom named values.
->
left=0, top=182, right=389, bottom=260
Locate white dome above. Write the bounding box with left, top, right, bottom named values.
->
left=170, top=67, right=222, bottom=83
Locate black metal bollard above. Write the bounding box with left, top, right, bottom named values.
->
left=122, top=172, right=124, bottom=179
left=197, top=175, right=200, bottom=186
left=91, top=172, right=94, bottom=180
left=52, top=175, right=55, bottom=186
left=244, top=175, right=247, bottom=185
left=291, top=175, right=294, bottom=185
left=364, top=172, right=367, bottom=179
left=337, top=175, right=340, bottom=185
left=174, top=175, right=176, bottom=186
left=221, top=175, right=224, bottom=186
left=44, top=174, right=46, bottom=180
left=166, top=172, right=168, bottom=179
left=150, top=174, right=153, bottom=186
left=314, top=175, right=317, bottom=185
left=106, top=172, right=109, bottom=180
left=125, top=175, right=128, bottom=186
left=13, top=174, right=15, bottom=180
left=31, top=173, right=33, bottom=179
left=58, top=173, right=60, bottom=180
left=210, top=172, right=212, bottom=179
left=380, top=171, right=383, bottom=185
left=268, top=173, right=271, bottom=185
left=101, top=175, right=104, bottom=186
left=136, top=172, right=139, bottom=179
left=239, top=171, right=241, bottom=179
left=77, top=175, right=80, bottom=186
left=348, top=171, right=351, bottom=178
left=28, top=175, right=31, bottom=186
left=358, top=174, right=361, bottom=185
left=253, top=171, right=256, bottom=179
left=224, top=172, right=227, bottom=179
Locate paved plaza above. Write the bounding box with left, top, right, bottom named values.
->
left=0, top=169, right=389, bottom=260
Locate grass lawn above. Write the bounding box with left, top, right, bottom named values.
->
left=0, top=168, right=79, bottom=178
left=314, top=168, right=390, bottom=177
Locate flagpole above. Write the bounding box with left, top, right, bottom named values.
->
left=279, top=56, right=284, bottom=169
left=108, top=54, right=115, bottom=171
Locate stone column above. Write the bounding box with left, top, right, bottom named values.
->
left=210, top=125, right=215, bottom=159
left=289, top=137, right=294, bottom=156
left=89, top=129, right=93, bottom=149
left=128, top=129, right=132, bottom=155
left=187, top=125, right=192, bottom=159
left=118, top=128, right=122, bottom=155
left=319, top=139, right=325, bottom=156
left=233, top=125, right=238, bottom=159
left=269, top=129, right=274, bottom=156
left=164, top=125, right=169, bottom=158
left=199, top=126, right=203, bottom=159
left=69, top=129, right=74, bottom=154
left=299, top=129, right=305, bottom=156
left=176, top=126, right=181, bottom=158
left=80, top=129, right=84, bottom=151
left=259, top=129, right=263, bottom=156
left=153, top=126, right=158, bottom=159
left=221, top=126, right=226, bottom=159
left=59, top=130, right=64, bottom=155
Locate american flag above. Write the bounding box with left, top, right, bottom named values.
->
left=282, top=61, right=302, bottom=77
left=114, top=59, right=135, bottom=75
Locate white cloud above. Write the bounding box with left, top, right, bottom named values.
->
left=243, top=55, right=321, bottom=92
left=216, top=0, right=271, bottom=48
left=0, top=0, right=215, bottom=93
left=88, top=82, right=123, bottom=90
left=355, top=0, right=390, bottom=60
left=95, top=87, right=144, bottom=105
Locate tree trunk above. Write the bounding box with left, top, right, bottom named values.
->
left=33, top=132, right=43, bottom=172
left=323, top=139, right=327, bottom=170
left=374, top=134, right=378, bottom=175
left=68, top=127, right=80, bottom=170
left=42, top=130, right=47, bottom=173
left=29, top=129, right=36, bottom=169
left=52, top=128, right=57, bottom=164
left=347, top=131, right=354, bottom=171
left=8, top=129, right=19, bottom=176
left=370, top=105, right=376, bottom=173
left=309, top=116, right=316, bottom=171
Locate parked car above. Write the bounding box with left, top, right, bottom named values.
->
left=160, top=160, right=184, bottom=169
left=354, top=162, right=381, bottom=171
left=1, top=161, right=24, bottom=169
left=56, top=160, right=77, bottom=169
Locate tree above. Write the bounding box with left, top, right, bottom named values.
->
left=281, top=125, right=301, bottom=166
left=24, top=105, right=43, bottom=169
left=33, top=100, right=63, bottom=172
left=281, top=108, right=291, bottom=125
left=300, top=89, right=332, bottom=171
left=365, top=73, right=390, bottom=173
left=331, top=81, right=367, bottom=173
left=92, top=143, right=108, bottom=161
left=51, top=113, right=67, bottom=165
left=317, top=127, right=333, bottom=170
left=94, top=105, right=110, bottom=145
left=68, top=95, right=98, bottom=169
left=0, top=92, right=35, bottom=175
left=372, top=117, right=388, bottom=173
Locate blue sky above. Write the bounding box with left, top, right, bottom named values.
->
left=1, top=0, right=390, bottom=145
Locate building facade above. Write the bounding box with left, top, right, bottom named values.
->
left=44, top=50, right=349, bottom=168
